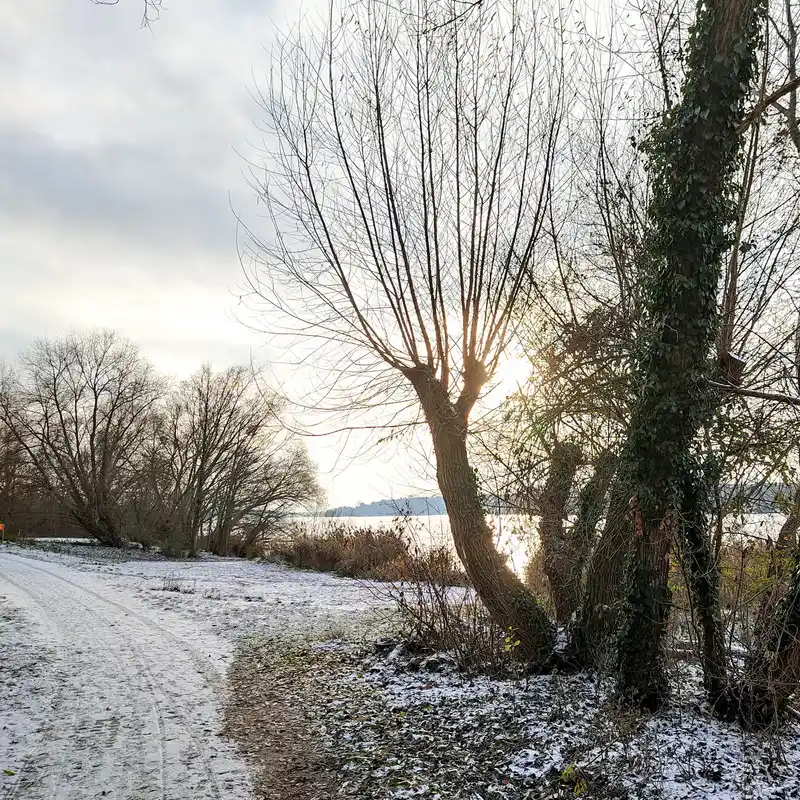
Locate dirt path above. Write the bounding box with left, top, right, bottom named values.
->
left=0, top=552, right=255, bottom=800
left=223, top=642, right=341, bottom=800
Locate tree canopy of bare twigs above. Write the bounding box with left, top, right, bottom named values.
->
left=152, top=365, right=322, bottom=556
left=243, top=0, right=572, bottom=661
left=0, top=332, right=162, bottom=546
left=0, top=333, right=321, bottom=554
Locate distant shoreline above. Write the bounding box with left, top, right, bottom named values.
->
left=319, top=496, right=446, bottom=518
left=318, top=483, right=794, bottom=518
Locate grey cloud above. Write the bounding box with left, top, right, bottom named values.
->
left=0, top=0, right=290, bottom=278
left=0, top=0, right=410, bottom=504
left=0, top=124, right=238, bottom=261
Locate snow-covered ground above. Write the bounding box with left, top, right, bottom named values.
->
left=0, top=544, right=386, bottom=799
left=5, top=540, right=800, bottom=800
left=281, top=644, right=800, bottom=800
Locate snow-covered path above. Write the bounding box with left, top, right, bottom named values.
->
left=0, top=551, right=255, bottom=800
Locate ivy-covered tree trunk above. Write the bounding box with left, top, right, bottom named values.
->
left=569, top=479, right=632, bottom=665
left=750, top=489, right=799, bottom=665
left=539, top=440, right=583, bottom=624
left=616, top=0, right=766, bottom=710
left=409, top=368, right=555, bottom=666
left=777, top=488, right=800, bottom=549
left=677, top=466, right=729, bottom=707
left=738, top=557, right=800, bottom=725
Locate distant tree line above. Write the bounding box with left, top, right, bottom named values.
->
left=0, top=330, right=321, bottom=555
left=323, top=497, right=448, bottom=518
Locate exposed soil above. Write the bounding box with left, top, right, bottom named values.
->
left=223, top=641, right=341, bottom=800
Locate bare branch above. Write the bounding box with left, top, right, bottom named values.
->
left=92, top=0, right=163, bottom=28
left=710, top=379, right=800, bottom=407
left=737, top=74, right=800, bottom=133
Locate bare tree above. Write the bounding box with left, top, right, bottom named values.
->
left=0, top=331, right=163, bottom=546
left=119, top=407, right=193, bottom=550
left=149, top=365, right=321, bottom=556
left=243, top=0, right=568, bottom=662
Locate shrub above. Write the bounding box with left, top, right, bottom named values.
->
left=368, top=532, right=519, bottom=675
left=159, top=574, right=196, bottom=593
left=159, top=529, right=190, bottom=559
left=385, top=575, right=516, bottom=675
left=649, top=534, right=798, bottom=672
left=263, top=520, right=467, bottom=585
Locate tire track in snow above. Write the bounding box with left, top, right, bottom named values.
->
left=1, top=556, right=223, bottom=799
left=0, top=573, right=71, bottom=800
left=6, top=555, right=221, bottom=683
left=0, top=553, right=254, bottom=800
left=0, top=568, right=168, bottom=800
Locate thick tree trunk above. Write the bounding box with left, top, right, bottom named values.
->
left=188, top=464, right=208, bottom=557
left=91, top=524, right=125, bottom=548
left=567, top=452, right=617, bottom=614
left=617, top=506, right=674, bottom=710
left=189, top=497, right=202, bottom=556
left=616, top=0, right=764, bottom=710
left=677, top=468, right=729, bottom=707
left=777, top=489, right=800, bottom=549
left=410, top=369, right=554, bottom=666
left=568, top=480, right=632, bottom=665
left=67, top=483, right=126, bottom=547
left=539, top=441, right=583, bottom=624
left=73, top=506, right=126, bottom=548
left=211, top=520, right=233, bottom=556
left=750, top=492, right=799, bottom=664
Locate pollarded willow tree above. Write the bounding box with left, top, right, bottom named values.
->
left=244, top=0, right=569, bottom=662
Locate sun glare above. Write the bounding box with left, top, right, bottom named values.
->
left=486, top=355, right=533, bottom=407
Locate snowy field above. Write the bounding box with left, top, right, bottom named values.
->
left=0, top=543, right=386, bottom=800
left=4, top=540, right=800, bottom=800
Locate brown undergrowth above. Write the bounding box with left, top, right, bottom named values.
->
left=223, top=640, right=346, bottom=800
left=263, top=520, right=467, bottom=586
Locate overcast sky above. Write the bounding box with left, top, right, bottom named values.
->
left=0, top=0, right=440, bottom=508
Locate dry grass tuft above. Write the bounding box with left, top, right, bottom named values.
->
left=262, top=520, right=467, bottom=585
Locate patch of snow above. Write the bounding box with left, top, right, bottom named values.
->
left=25, top=537, right=96, bottom=544
left=0, top=551, right=256, bottom=799
left=0, top=545, right=389, bottom=799
left=320, top=649, right=800, bottom=799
